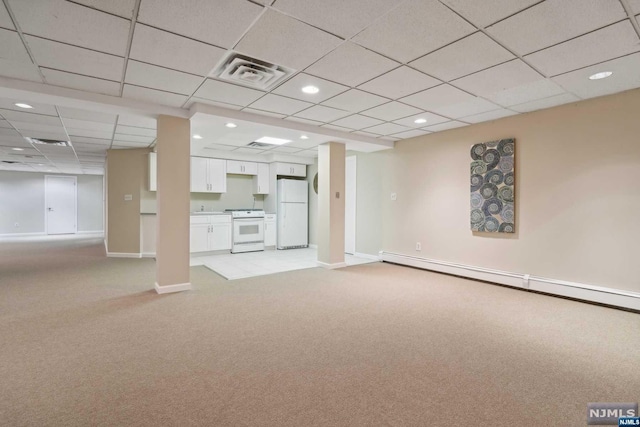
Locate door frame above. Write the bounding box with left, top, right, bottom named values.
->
left=45, top=175, right=78, bottom=235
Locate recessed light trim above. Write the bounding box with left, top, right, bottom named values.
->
left=14, top=103, right=33, bottom=109
left=300, top=135, right=309, bottom=140
left=589, top=71, right=612, bottom=80
left=414, top=118, right=427, bottom=124
left=225, top=123, right=237, bottom=128
left=255, top=136, right=291, bottom=145
left=301, top=85, right=319, bottom=94
left=11, top=147, right=24, bottom=151
left=193, top=134, right=203, bottom=139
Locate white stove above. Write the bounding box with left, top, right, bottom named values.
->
left=225, top=209, right=265, bottom=253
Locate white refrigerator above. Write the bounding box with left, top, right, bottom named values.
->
left=277, top=179, right=308, bottom=249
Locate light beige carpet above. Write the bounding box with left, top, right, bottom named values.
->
left=0, top=237, right=638, bottom=426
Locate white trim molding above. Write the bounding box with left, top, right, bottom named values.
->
left=379, top=251, right=640, bottom=311
left=107, top=252, right=142, bottom=258
left=0, top=232, right=46, bottom=238
left=154, top=282, right=192, bottom=294
left=353, top=252, right=380, bottom=261
left=317, top=261, right=348, bottom=269
left=78, top=230, right=105, bottom=235
left=141, top=252, right=156, bottom=258
left=308, top=244, right=318, bottom=249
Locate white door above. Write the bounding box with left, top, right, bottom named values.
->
left=345, top=156, right=356, bottom=254
left=190, top=157, right=209, bottom=192
left=45, top=175, right=77, bottom=235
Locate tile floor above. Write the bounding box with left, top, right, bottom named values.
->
left=190, top=247, right=378, bottom=280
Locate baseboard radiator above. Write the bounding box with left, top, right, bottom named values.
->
left=378, top=251, right=640, bottom=311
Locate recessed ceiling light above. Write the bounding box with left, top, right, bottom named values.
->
left=301, top=85, right=319, bottom=94
left=255, top=136, right=291, bottom=145
left=589, top=71, right=612, bottom=80
left=14, top=103, right=33, bottom=109
left=300, top=135, right=309, bottom=140
left=193, top=134, right=203, bottom=139
left=414, top=118, right=427, bottom=124
left=225, top=123, right=237, bottom=128
left=11, top=147, right=24, bottom=151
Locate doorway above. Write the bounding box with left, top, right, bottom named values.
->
left=45, top=175, right=77, bottom=235
left=345, top=156, right=356, bottom=254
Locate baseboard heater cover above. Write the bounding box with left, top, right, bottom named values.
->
left=378, top=251, right=640, bottom=311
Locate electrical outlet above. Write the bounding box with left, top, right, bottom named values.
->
left=415, top=242, right=421, bottom=251
left=391, top=192, right=397, bottom=201
left=14, top=222, right=19, bottom=228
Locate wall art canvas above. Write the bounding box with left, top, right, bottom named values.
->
left=470, top=138, right=515, bottom=233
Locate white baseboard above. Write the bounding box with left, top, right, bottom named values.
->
left=0, top=232, right=45, bottom=238
left=107, top=252, right=142, bottom=258
left=353, top=252, right=380, bottom=261
left=308, top=244, right=318, bottom=249
left=141, top=252, right=156, bottom=258
left=78, top=230, right=104, bottom=235
left=154, top=282, right=191, bottom=294
left=317, top=261, right=348, bottom=269
left=379, top=251, right=640, bottom=311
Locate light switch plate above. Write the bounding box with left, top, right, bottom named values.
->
left=391, top=192, right=397, bottom=201
left=124, top=194, right=133, bottom=201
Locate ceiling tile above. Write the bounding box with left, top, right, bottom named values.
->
left=400, top=84, right=475, bottom=111
left=284, top=117, right=324, bottom=126
left=352, top=130, right=379, bottom=137
left=193, top=79, right=264, bottom=107
left=122, top=84, right=188, bottom=107
left=293, top=105, right=350, bottom=122
left=235, top=9, right=342, bottom=70
left=125, top=61, right=203, bottom=95
left=391, top=129, right=430, bottom=139
left=321, top=124, right=353, bottom=132
left=63, top=119, right=114, bottom=133
left=551, top=53, right=640, bottom=99
left=486, top=0, right=627, bottom=55
left=26, top=36, right=124, bottom=81
left=392, top=112, right=449, bottom=128
left=352, top=0, right=475, bottom=63
left=360, top=101, right=422, bottom=121
left=510, top=92, right=581, bottom=113
left=272, top=0, right=398, bottom=39
left=321, top=89, right=389, bottom=112
left=422, top=121, right=469, bottom=132
left=484, top=79, right=566, bottom=107
left=330, top=114, right=384, bottom=130
left=0, top=3, right=14, bottom=30
left=69, top=136, right=112, bottom=145
left=0, top=28, right=30, bottom=63
left=430, top=97, right=500, bottom=119
left=10, top=120, right=64, bottom=131
left=362, top=122, right=412, bottom=135
left=70, top=0, right=137, bottom=19
left=113, top=134, right=155, bottom=143
left=358, top=66, right=441, bottom=99
left=305, top=42, right=399, bottom=87
left=409, top=33, right=515, bottom=82
left=452, top=59, right=544, bottom=96
left=24, top=130, right=69, bottom=141
left=66, top=128, right=112, bottom=139
left=0, top=119, right=11, bottom=128
left=0, top=100, right=57, bottom=116
left=138, top=0, right=262, bottom=48
left=0, top=127, right=23, bottom=138
left=0, top=59, right=43, bottom=83
left=9, top=0, right=130, bottom=56
left=41, top=69, right=121, bottom=96
left=461, top=108, right=517, bottom=124
left=268, top=145, right=303, bottom=153
left=233, top=147, right=265, bottom=155
left=440, top=0, right=540, bottom=27
left=241, top=108, right=287, bottom=119
left=248, top=94, right=312, bottom=115
left=0, top=109, right=61, bottom=125
left=272, top=73, right=348, bottom=103
left=58, top=107, right=117, bottom=124
left=524, top=21, right=640, bottom=77
left=112, top=141, right=150, bottom=148
left=185, top=97, right=244, bottom=110
left=632, top=1, right=640, bottom=13
left=115, top=125, right=155, bottom=137
left=130, top=24, right=226, bottom=77
left=116, top=115, right=156, bottom=129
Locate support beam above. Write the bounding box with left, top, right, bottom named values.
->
left=155, top=115, right=191, bottom=294
left=317, top=142, right=346, bottom=269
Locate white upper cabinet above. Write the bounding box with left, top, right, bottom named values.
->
left=227, top=160, right=258, bottom=175
left=252, top=163, right=269, bottom=194
left=191, top=157, right=227, bottom=193
left=275, top=162, right=306, bottom=177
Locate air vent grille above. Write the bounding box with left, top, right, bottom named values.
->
left=26, top=137, right=70, bottom=147
left=247, top=141, right=272, bottom=148
left=212, top=52, right=295, bottom=91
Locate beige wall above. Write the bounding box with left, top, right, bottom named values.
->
left=356, top=88, right=640, bottom=292
left=106, top=148, right=148, bottom=254
left=317, top=142, right=345, bottom=265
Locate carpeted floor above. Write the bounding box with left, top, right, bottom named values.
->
left=0, top=237, right=638, bottom=426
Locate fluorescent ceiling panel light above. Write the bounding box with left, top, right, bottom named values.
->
left=414, top=118, right=427, bottom=124
left=300, top=135, right=309, bottom=139
left=255, top=136, right=291, bottom=145
left=11, top=147, right=24, bottom=151
left=193, top=134, right=203, bottom=139
left=589, top=71, right=612, bottom=80
left=225, top=123, right=237, bottom=128
left=301, top=85, right=319, bottom=94
left=14, top=103, right=33, bottom=109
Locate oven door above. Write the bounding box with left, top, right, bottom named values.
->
left=232, top=218, right=264, bottom=245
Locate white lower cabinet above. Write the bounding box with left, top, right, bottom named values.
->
left=190, top=215, right=231, bottom=252
left=264, top=214, right=276, bottom=247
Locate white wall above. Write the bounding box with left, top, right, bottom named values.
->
left=0, top=171, right=104, bottom=235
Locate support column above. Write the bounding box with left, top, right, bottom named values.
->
left=155, top=115, right=191, bottom=294
left=317, top=142, right=346, bottom=269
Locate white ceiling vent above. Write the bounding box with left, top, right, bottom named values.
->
left=247, top=141, right=272, bottom=148
left=212, top=52, right=295, bottom=91
left=26, top=137, right=71, bottom=147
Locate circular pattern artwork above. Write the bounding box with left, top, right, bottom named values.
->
left=470, top=138, right=515, bottom=233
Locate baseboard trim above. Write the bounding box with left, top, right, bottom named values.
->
left=107, top=252, right=142, bottom=258
left=317, top=261, right=348, bottom=269
left=308, top=244, right=318, bottom=249
left=154, top=282, right=192, bottom=294
left=141, top=252, right=156, bottom=258
left=353, top=252, right=380, bottom=261
left=77, top=230, right=104, bottom=235
left=379, top=251, right=640, bottom=311
left=0, top=232, right=45, bottom=238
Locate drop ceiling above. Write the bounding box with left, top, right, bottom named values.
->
left=1, top=0, right=640, bottom=174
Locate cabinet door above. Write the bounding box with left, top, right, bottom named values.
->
left=291, top=163, right=306, bottom=177
left=276, top=162, right=306, bottom=177
left=190, top=224, right=210, bottom=252
left=252, top=163, right=269, bottom=194
left=191, top=157, right=209, bottom=192
left=208, top=159, right=227, bottom=193
left=148, top=152, right=157, bottom=191
left=264, top=221, right=276, bottom=246
left=210, top=223, right=232, bottom=250
left=227, top=160, right=257, bottom=175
